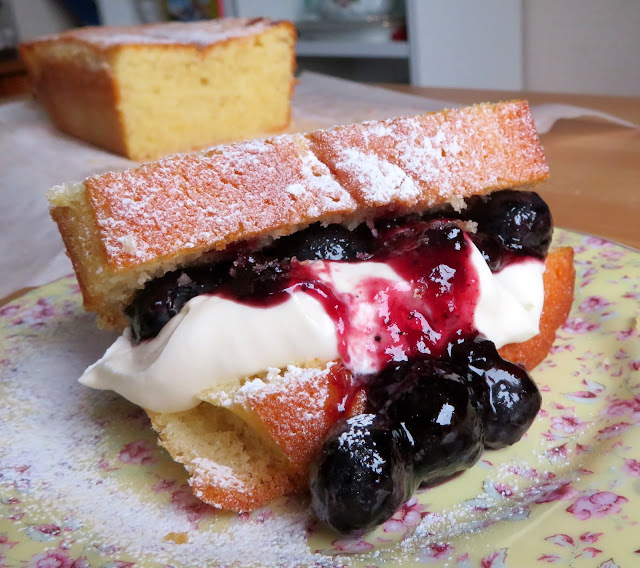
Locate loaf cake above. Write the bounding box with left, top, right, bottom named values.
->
left=48, top=101, right=575, bottom=525
left=20, top=18, right=296, bottom=161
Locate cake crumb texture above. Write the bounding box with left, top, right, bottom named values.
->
left=148, top=402, right=305, bottom=512
left=20, top=18, right=296, bottom=161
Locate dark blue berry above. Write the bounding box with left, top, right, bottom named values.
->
left=450, top=337, right=542, bottom=449
left=125, top=264, right=229, bottom=342
left=228, top=253, right=290, bottom=299
left=370, top=358, right=485, bottom=485
left=309, top=413, right=415, bottom=536
left=269, top=223, right=374, bottom=261
left=377, top=219, right=465, bottom=257
left=465, top=190, right=552, bottom=260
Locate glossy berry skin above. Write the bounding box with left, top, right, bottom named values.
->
left=450, top=337, right=542, bottom=449
left=469, top=233, right=509, bottom=272
left=309, top=413, right=415, bottom=537
left=465, top=190, right=553, bottom=260
left=370, top=358, right=485, bottom=486
left=228, top=253, right=290, bottom=299
left=269, top=223, right=374, bottom=262
left=125, top=264, right=228, bottom=342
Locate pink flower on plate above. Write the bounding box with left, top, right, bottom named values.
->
left=616, top=327, right=639, bottom=341
left=599, top=248, right=625, bottom=261
left=604, top=395, right=640, bottom=423
left=381, top=497, right=426, bottom=534
left=545, top=533, right=574, bottom=546
left=579, top=296, right=612, bottom=312
left=97, top=456, right=118, bottom=472
left=579, top=547, right=602, bottom=558
left=526, top=482, right=579, bottom=504
left=11, top=298, right=57, bottom=327
left=421, top=542, right=454, bottom=561
left=152, top=479, right=176, bottom=493
left=551, top=415, right=587, bottom=435
left=481, top=548, right=508, bottom=568
left=330, top=538, right=374, bottom=553
left=596, top=422, right=632, bottom=440
left=567, top=491, right=628, bottom=520
left=0, top=534, right=18, bottom=549
left=170, top=485, right=212, bottom=525
left=0, top=304, right=20, bottom=318
left=550, top=343, right=576, bottom=354
left=537, top=554, right=563, bottom=563
left=545, top=444, right=568, bottom=462
left=622, top=458, right=640, bottom=477
left=584, top=236, right=608, bottom=247
left=26, top=549, right=73, bottom=568
left=118, top=439, right=155, bottom=465
left=562, top=318, right=600, bottom=334
left=579, top=531, right=603, bottom=543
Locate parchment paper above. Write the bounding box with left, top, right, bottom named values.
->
left=1, top=72, right=637, bottom=299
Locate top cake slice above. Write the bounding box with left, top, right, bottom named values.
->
left=20, top=18, right=297, bottom=161
left=47, top=100, right=549, bottom=330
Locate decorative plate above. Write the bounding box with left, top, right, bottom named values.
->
left=1, top=228, right=639, bottom=568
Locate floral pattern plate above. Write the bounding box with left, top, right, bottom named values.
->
left=1, top=228, right=639, bottom=568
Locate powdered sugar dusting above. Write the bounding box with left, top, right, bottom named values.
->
left=334, top=147, right=421, bottom=206
left=80, top=101, right=547, bottom=272
left=87, top=134, right=357, bottom=268
left=192, top=459, right=250, bottom=492
left=307, top=103, right=548, bottom=209
left=36, top=18, right=277, bottom=50
left=0, top=297, right=336, bottom=567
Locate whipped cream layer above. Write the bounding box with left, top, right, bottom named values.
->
left=81, top=242, right=545, bottom=413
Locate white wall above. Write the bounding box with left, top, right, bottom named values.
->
left=9, top=0, right=74, bottom=40
left=524, top=0, right=640, bottom=96
left=10, top=0, right=640, bottom=95
left=407, top=0, right=523, bottom=90
left=407, top=0, right=640, bottom=95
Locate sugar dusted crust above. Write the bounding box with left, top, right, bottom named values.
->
left=22, top=18, right=284, bottom=51
left=49, top=100, right=549, bottom=329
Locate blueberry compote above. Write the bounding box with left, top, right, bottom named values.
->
left=125, top=189, right=551, bottom=535
left=310, top=344, right=542, bottom=536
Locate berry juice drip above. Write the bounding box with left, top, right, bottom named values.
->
left=290, top=222, right=480, bottom=373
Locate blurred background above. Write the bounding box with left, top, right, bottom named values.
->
left=1, top=0, right=640, bottom=97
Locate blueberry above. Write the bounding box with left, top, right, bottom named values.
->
left=470, top=233, right=507, bottom=272
left=371, top=358, right=485, bottom=485
left=269, top=223, right=374, bottom=261
left=450, top=338, right=542, bottom=449
left=309, top=413, right=415, bottom=537
left=464, top=190, right=552, bottom=259
left=377, top=219, right=466, bottom=257
left=228, top=253, right=290, bottom=299
left=125, top=264, right=229, bottom=342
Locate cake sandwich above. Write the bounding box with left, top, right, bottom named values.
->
left=20, top=18, right=296, bottom=161
left=48, top=100, right=575, bottom=535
